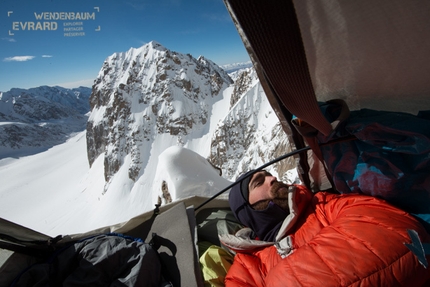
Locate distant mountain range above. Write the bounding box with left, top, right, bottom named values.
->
left=0, top=86, right=91, bottom=158
left=220, top=61, right=253, bottom=73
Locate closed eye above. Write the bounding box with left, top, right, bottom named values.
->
left=250, top=171, right=271, bottom=189
left=254, top=179, right=263, bottom=187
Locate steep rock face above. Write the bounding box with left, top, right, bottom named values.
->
left=209, top=68, right=296, bottom=182
left=0, top=86, right=91, bottom=158
left=229, top=68, right=254, bottom=108
left=87, top=41, right=233, bottom=183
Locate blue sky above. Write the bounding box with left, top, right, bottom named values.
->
left=0, top=0, right=250, bottom=92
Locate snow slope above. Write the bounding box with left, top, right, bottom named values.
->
left=0, top=130, right=232, bottom=237
left=0, top=131, right=97, bottom=235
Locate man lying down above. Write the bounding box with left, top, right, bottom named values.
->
left=220, top=170, right=430, bottom=286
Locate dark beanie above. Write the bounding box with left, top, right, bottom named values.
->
left=229, top=171, right=290, bottom=242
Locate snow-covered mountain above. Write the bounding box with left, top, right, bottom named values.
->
left=0, top=41, right=297, bottom=235
left=87, top=41, right=295, bottom=206
left=0, top=86, right=91, bottom=158
left=87, top=41, right=233, bottom=185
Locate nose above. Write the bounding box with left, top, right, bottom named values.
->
left=267, top=175, right=278, bottom=185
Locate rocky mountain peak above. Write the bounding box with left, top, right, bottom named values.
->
left=87, top=42, right=233, bottom=184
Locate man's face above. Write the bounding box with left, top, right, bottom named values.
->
left=248, top=170, right=291, bottom=212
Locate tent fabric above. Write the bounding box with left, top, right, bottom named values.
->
left=0, top=218, right=51, bottom=243
left=10, top=234, right=163, bottom=287
left=226, top=0, right=430, bottom=123
left=141, top=203, right=204, bottom=287
left=293, top=0, right=430, bottom=114
left=223, top=0, right=333, bottom=136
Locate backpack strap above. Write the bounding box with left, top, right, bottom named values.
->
left=149, top=233, right=174, bottom=287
